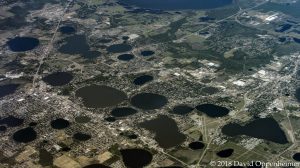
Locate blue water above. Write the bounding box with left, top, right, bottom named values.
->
left=120, top=0, right=233, bottom=10
left=133, top=75, right=153, bottom=85
left=107, top=44, right=132, bottom=53
left=7, top=37, right=39, bottom=52
left=118, top=54, right=134, bottom=61
left=259, top=1, right=300, bottom=18
left=222, top=118, right=288, bottom=144
left=275, top=24, right=292, bottom=32
left=58, top=35, right=101, bottom=59
left=42, top=72, right=73, bottom=86
left=294, top=38, right=300, bottom=44
left=59, top=26, right=76, bottom=34
left=0, top=84, right=20, bottom=98
left=141, top=50, right=155, bottom=56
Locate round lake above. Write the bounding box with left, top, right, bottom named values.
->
left=58, top=35, right=100, bottom=59
left=133, top=75, right=153, bottom=85
left=221, top=118, right=288, bottom=144
left=139, top=115, right=186, bottom=148
left=76, top=85, right=127, bottom=108
left=216, top=148, right=234, bottom=158
left=120, top=148, right=152, bottom=168
left=7, top=37, right=39, bottom=52
left=50, top=118, right=70, bottom=129
left=73, top=132, right=91, bottom=141
left=293, top=153, right=300, bottom=161
left=59, top=26, right=76, bottom=34
left=188, top=141, right=204, bottom=150
left=13, top=127, right=37, bottom=143
left=130, top=93, right=167, bottom=110
left=42, top=72, right=73, bottom=86
left=196, top=104, right=229, bottom=117
left=117, top=54, right=134, bottom=61
left=107, top=44, right=132, bottom=53
left=0, top=116, right=24, bottom=127
left=141, top=50, right=155, bottom=56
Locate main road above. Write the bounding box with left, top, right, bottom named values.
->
left=32, top=0, right=74, bottom=90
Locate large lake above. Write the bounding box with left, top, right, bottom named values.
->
left=139, top=115, right=186, bottom=148
left=120, top=0, right=233, bottom=10
left=222, top=118, right=288, bottom=144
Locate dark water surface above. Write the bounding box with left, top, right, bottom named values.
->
left=171, top=105, right=194, bottom=115
left=120, top=0, right=233, bottom=10
left=105, top=116, right=116, bottom=122
left=188, top=141, right=205, bottom=150
left=141, top=50, right=155, bottom=56
left=58, top=35, right=88, bottom=55
left=196, top=104, right=229, bottom=117
left=117, top=53, right=134, bottom=61
left=120, top=148, right=152, bottom=168
left=76, top=85, right=127, bottom=108
left=222, top=118, right=288, bottom=144
left=259, top=1, right=300, bottom=18
left=111, top=107, right=138, bottom=117
left=199, top=16, right=215, bottom=22
left=0, top=126, right=7, bottom=132
left=73, top=132, right=91, bottom=141
left=7, top=37, right=39, bottom=52
left=0, top=116, right=24, bottom=127
left=42, top=72, right=73, bottom=86
left=13, top=127, right=37, bottom=143
left=50, top=118, right=70, bottom=129
left=0, top=84, right=20, bottom=98
left=139, top=115, right=186, bottom=148
left=216, top=148, right=234, bottom=158
left=107, top=44, right=132, bottom=53
left=29, top=122, right=37, bottom=127
left=122, top=36, right=130, bottom=40
left=131, top=93, right=167, bottom=110
left=128, top=134, right=138, bottom=139
left=294, top=38, right=300, bottom=44
left=278, top=37, right=286, bottom=42
left=58, top=35, right=101, bottom=59
left=293, top=153, right=300, bottom=161
left=275, top=24, right=292, bottom=32
left=83, top=164, right=111, bottom=168
left=133, top=75, right=153, bottom=85
left=120, top=131, right=139, bottom=139
left=59, top=26, right=76, bottom=34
